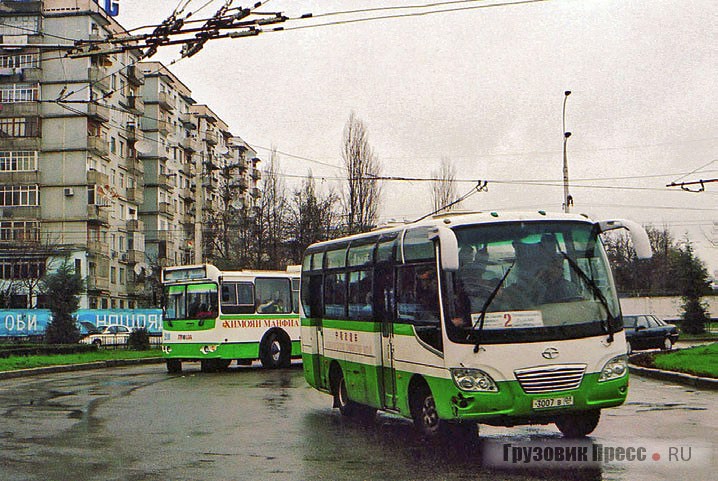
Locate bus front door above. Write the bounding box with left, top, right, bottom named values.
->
left=376, top=264, right=397, bottom=410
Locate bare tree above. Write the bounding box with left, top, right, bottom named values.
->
left=288, top=172, right=340, bottom=264
left=254, top=149, right=289, bottom=269
left=431, top=157, right=460, bottom=213
left=342, top=112, right=382, bottom=234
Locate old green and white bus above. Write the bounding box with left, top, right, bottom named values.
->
left=300, top=211, right=651, bottom=437
left=161, top=264, right=301, bottom=373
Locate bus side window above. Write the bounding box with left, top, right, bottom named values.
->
left=324, top=272, right=347, bottom=319
left=221, top=282, right=255, bottom=314
left=256, top=278, right=292, bottom=314
left=348, top=270, right=373, bottom=320
left=302, top=274, right=323, bottom=317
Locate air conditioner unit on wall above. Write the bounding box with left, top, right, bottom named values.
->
left=64, top=187, right=75, bottom=196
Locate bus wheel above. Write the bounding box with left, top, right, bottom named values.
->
left=166, top=360, right=182, bottom=374
left=260, top=331, right=291, bottom=369
left=333, top=370, right=358, bottom=416
left=412, top=385, right=445, bottom=437
left=555, top=409, right=600, bottom=438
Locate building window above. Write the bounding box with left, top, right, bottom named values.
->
left=0, top=185, right=39, bottom=206
left=0, top=16, right=40, bottom=36
left=0, top=151, right=38, bottom=171
left=110, top=137, right=116, bottom=154
left=0, top=257, right=46, bottom=280
left=0, top=220, right=40, bottom=242
left=0, top=117, right=40, bottom=137
left=119, top=267, right=125, bottom=284
left=0, top=54, right=39, bottom=69
left=0, top=83, right=39, bottom=103
left=110, top=266, right=116, bottom=284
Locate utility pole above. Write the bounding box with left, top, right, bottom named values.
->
left=562, top=90, right=572, bottom=213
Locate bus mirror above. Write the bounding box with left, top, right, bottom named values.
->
left=429, top=226, right=459, bottom=271
left=597, top=219, right=653, bottom=259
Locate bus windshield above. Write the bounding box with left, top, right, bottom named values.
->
left=164, top=283, right=219, bottom=320
left=446, top=221, right=620, bottom=344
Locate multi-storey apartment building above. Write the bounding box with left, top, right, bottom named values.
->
left=0, top=2, right=261, bottom=311
left=0, top=0, right=146, bottom=309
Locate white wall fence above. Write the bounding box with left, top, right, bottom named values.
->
left=620, top=295, right=717, bottom=322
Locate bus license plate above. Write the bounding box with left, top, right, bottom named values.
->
left=532, top=396, right=574, bottom=410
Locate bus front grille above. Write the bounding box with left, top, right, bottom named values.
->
left=514, top=364, right=587, bottom=394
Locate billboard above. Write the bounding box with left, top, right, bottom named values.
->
left=0, top=309, right=163, bottom=337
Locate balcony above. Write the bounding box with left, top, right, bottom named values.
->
left=86, top=169, right=108, bottom=185
left=250, top=168, right=262, bottom=181
left=87, top=275, right=110, bottom=291
left=126, top=218, right=144, bottom=232
left=156, top=230, right=174, bottom=243
left=126, top=65, right=144, bottom=87
left=179, top=111, right=197, bottom=129
left=202, top=177, right=216, bottom=190
left=250, top=187, right=261, bottom=199
left=87, top=205, right=110, bottom=225
left=157, top=91, right=174, bottom=112
left=87, top=135, right=108, bottom=158
left=0, top=2, right=41, bottom=13
left=127, top=95, right=144, bottom=115
left=203, top=132, right=218, bottom=145
left=0, top=101, right=39, bottom=116
left=159, top=201, right=175, bottom=216
left=88, top=67, right=111, bottom=92
left=231, top=177, right=249, bottom=191
left=156, top=119, right=170, bottom=135
left=122, top=124, right=137, bottom=142
left=127, top=249, right=145, bottom=264
left=0, top=170, right=39, bottom=184
left=125, top=187, right=144, bottom=204
left=180, top=137, right=200, bottom=152
left=179, top=187, right=195, bottom=200
left=87, top=103, right=110, bottom=123
left=86, top=240, right=109, bottom=256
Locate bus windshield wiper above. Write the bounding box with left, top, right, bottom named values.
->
left=471, top=260, right=515, bottom=353
left=557, top=250, right=615, bottom=343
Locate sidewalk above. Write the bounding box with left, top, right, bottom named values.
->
left=628, top=364, right=718, bottom=390
left=0, top=357, right=164, bottom=380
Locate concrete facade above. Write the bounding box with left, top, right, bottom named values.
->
left=0, top=1, right=260, bottom=310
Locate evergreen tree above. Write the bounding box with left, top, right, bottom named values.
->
left=42, top=261, right=83, bottom=344
left=675, top=241, right=710, bottom=334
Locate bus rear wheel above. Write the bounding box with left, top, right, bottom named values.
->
left=333, top=370, right=359, bottom=416
left=166, top=359, right=182, bottom=373
left=555, top=409, right=600, bottom=438
left=260, top=331, right=291, bottom=369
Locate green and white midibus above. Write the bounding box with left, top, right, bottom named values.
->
left=161, top=264, right=301, bottom=373
left=300, top=211, right=651, bottom=437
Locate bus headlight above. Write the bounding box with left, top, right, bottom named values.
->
left=598, top=355, right=628, bottom=382
left=450, top=368, right=498, bottom=392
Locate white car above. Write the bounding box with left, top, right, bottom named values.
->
left=80, top=325, right=132, bottom=346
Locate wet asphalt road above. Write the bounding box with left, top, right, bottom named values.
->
left=0, top=363, right=715, bottom=481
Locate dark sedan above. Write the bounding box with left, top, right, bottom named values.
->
left=623, top=314, right=679, bottom=354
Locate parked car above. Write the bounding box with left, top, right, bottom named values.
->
left=78, top=321, right=100, bottom=337
left=80, top=324, right=133, bottom=346
left=622, top=314, right=679, bottom=354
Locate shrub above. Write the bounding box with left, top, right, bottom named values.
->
left=128, top=328, right=150, bottom=350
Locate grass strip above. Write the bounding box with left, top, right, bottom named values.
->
left=0, top=349, right=161, bottom=372
left=652, top=342, right=718, bottom=378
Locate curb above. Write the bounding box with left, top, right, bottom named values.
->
left=628, top=365, right=718, bottom=390
left=0, top=357, right=165, bottom=380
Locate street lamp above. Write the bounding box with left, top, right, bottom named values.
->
left=562, top=90, right=572, bottom=213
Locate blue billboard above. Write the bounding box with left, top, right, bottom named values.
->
left=0, top=309, right=163, bottom=337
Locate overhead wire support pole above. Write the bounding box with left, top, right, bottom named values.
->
left=562, top=90, right=572, bottom=213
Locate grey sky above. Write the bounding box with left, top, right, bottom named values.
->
left=117, top=0, right=718, bottom=273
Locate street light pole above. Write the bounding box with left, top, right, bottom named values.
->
left=562, top=90, right=572, bottom=213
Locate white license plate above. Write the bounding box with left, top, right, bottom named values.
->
left=532, top=395, right=574, bottom=410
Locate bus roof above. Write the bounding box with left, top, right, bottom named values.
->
left=305, top=210, right=594, bottom=252
left=162, top=264, right=300, bottom=283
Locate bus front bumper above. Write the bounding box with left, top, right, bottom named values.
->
left=430, top=372, right=628, bottom=424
